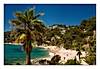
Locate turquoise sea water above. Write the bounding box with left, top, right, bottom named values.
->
left=4, top=44, right=50, bottom=65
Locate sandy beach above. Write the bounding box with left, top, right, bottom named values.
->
left=5, top=43, right=87, bottom=64
left=31, top=45, right=87, bottom=64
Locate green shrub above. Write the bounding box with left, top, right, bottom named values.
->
left=64, top=59, right=81, bottom=65
left=81, top=47, right=85, bottom=51
left=85, top=56, right=96, bottom=65
left=76, top=61, right=81, bottom=65
left=49, top=55, right=61, bottom=65
left=39, top=59, right=49, bottom=65
left=65, top=59, right=75, bottom=65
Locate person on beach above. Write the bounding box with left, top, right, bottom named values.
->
left=64, top=57, right=65, bottom=60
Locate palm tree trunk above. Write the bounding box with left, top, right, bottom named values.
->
left=79, top=54, right=80, bottom=60
left=25, top=27, right=31, bottom=65
left=26, top=52, right=31, bottom=65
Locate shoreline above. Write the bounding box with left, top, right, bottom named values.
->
left=32, top=45, right=87, bottom=64
left=31, top=52, right=54, bottom=62
left=5, top=43, right=87, bottom=64
left=4, top=43, right=23, bottom=45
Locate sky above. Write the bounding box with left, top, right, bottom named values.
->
left=4, top=4, right=96, bottom=32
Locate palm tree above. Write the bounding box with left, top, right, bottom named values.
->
left=76, top=42, right=82, bottom=61
left=9, top=7, right=46, bottom=65
left=77, top=48, right=82, bottom=61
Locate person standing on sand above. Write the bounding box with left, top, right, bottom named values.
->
left=64, top=57, right=65, bottom=61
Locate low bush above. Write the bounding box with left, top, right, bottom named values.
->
left=85, top=56, right=96, bottom=65
left=49, top=55, right=61, bottom=65
left=64, top=59, right=81, bottom=65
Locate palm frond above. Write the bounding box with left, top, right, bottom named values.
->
left=19, top=33, right=26, bottom=39
left=14, top=11, right=24, bottom=16
left=14, top=30, right=26, bottom=43
left=22, top=41, right=27, bottom=52
left=31, top=20, right=46, bottom=32
left=14, top=11, right=26, bottom=23
left=31, top=20, right=44, bottom=24
left=14, top=29, right=25, bottom=38
left=9, top=20, right=23, bottom=28
left=9, top=7, right=46, bottom=54
left=31, top=42, right=36, bottom=47
left=25, top=8, right=34, bottom=19
left=77, top=51, right=82, bottom=55
left=25, top=9, right=29, bottom=18
left=15, top=35, right=21, bottom=43
left=33, top=13, right=44, bottom=19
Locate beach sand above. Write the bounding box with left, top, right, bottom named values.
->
left=32, top=46, right=76, bottom=63
left=31, top=45, right=87, bottom=64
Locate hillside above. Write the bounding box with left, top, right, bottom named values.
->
left=4, top=16, right=96, bottom=65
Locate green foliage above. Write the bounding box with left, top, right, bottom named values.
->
left=88, top=35, right=96, bottom=53
left=39, top=59, right=49, bottom=65
left=51, top=55, right=61, bottom=62
left=65, top=59, right=75, bottom=65
left=4, top=5, right=96, bottom=65
left=64, top=59, right=81, bottom=65
left=49, top=55, right=61, bottom=65
left=76, top=61, right=81, bottom=65
left=64, top=43, right=73, bottom=49
left=85, top=56, right=96, bottom=65
left=5, top=16, right=96, bottom=50
left=80, top=16, right=96, bottom=31
left=81, top=47, right=85, bottom=51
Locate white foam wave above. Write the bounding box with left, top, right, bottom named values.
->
left=49, top=52, right=54, bottom=56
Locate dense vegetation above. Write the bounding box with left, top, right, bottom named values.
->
left=4, top=16, right=96, bottom=65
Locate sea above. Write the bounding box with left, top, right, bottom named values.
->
left=4, top=44, right=50, bottom=65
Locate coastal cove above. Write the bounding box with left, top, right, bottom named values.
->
left=4, top=5, right=96, bottom=65
left=4, top=44, right=89, bottom=65
left=4, top=44, right=52, bottom=64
